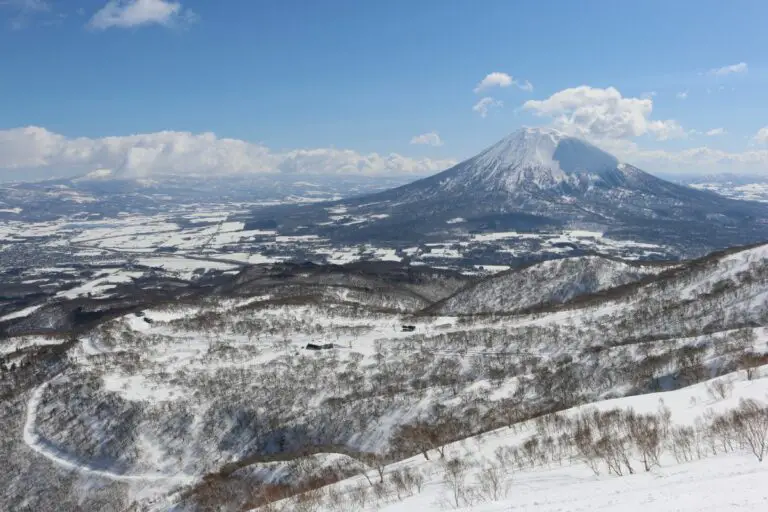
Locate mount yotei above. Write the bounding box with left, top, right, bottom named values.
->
left=246, top=128, right=768, bottom=256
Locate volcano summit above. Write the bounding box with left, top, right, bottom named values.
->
left=247, top=128, right=768, bottom=256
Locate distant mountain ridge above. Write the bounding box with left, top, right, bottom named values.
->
left=426, top=254, right=673, bottom=316
left=248, top=127, right=768, bottom=257
left=0, top=174, right=418, bottom=222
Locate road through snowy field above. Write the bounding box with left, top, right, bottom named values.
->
left=23, top=377, right=195, bottom=486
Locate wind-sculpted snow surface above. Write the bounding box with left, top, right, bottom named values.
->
left=430, top=255, right=670, bottom=315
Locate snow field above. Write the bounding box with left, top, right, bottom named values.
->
left=6, top=241, right=767, bottom=511
left=257, top=369, right=768, bottom=512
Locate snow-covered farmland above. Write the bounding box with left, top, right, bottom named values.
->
left=1, top=198, right=682, bottom=292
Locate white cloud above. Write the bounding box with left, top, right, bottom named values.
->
left=474, top=72, right=533, bottom=93
left=676, top=90, right=688, bottom=100
left=621, top=144, right=768, bottom=174
left=519, top=86, right=768, bottom=173
left=276, top=149, right=453, bottom=175
left=647, top=120, right=687, bottom=141
left=568, top=135, right=768, bottom=175
left=474, top=72, right=512, bottom=92
left=518, top=80, right=534, bottom=92
left=753, top=126, right=768, bottom=145
left=0, top=0, right=52, bottom=29
left=472, top=97, right=503, bottom=118
left=89, top=0, right=194, bottom=29
left=523, top=86, right=686, bottom=141
left=641, top=91, right=657, bottom=99
left=708, top=62, right=748, bottom=76
left=0, top=126, right=455, bottom=179
left=410, top=132, right=443, bottom=147
left=0, top=0, right=49, bottom=10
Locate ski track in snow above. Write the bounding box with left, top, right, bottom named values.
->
left=23, top=378, right=195, bottom=486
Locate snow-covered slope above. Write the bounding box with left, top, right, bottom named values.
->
left=3, top=243, right=768, bottom=511
left=562, top=243, right=768, bottom=339
left=427, top=127, right=623, bottom=194
left=429, top=255, right=670, bottom=315
left=261, top=368, right=768, bottom=512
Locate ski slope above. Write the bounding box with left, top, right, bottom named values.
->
left=258, top=369, right=768, bottom=512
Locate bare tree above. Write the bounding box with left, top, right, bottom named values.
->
left=625, top=410, right=664, bottom=471
left=405, top=467, right=425, bottom=494
left=391, top=422, right=433, bottom=460
left=573, top=414, right=601, bottom=476
left=475, top=463, right=509, bottom=502
left=389, top=468, right=408, bottom=500
left=348, top=481, right=369, bottom=508
left=594, top=434, right=634, bottom=476
left=676, top=344, right=708, bottom=385
left=291, top=487, right=325, bottom=512
left=739, top=352, right=768, bottom=381
left=440, top=458, right=474, bottom=509
left=372, top=480, right=389, bottom=504
left=729, top=399, right=768, bottom=462
left=362, top=454, right=388, bottom=484
left=706, top=379, right=733, bottom=401
left=707, top=414, right=735, bottom=453
left=670, top=426, right=696, bottom=463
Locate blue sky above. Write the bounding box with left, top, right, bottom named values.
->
left=1, top=0, right=767, bottom=179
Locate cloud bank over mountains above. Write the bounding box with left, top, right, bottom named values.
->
left=520, top=85, right=768, bottom=175
left=0, top=126, right=456, bottom=180
left=2, top=75, right=766, bottom=181
left=3, top=120, right=768, bottom=181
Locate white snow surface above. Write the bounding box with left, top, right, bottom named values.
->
left=434, top=255, right=668, bottom=315
left=102, top=374, right=186, bottom=403
left=679, top=243, right=768, bottom=300
left=466, top=127, right=621, bottom=192
left=0, top=304, right=44, bottom=322
left=137, top=256, right=239, bottom=280
left=473, top=127, right=567, bottom=175
left=56, top=269, right=145, bottom=299
left=261, top=371, right=768, bottom=512
left=8, top=242, right=768, bottom=511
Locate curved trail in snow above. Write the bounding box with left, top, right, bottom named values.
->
left=23, top=378, right=195, bottom=486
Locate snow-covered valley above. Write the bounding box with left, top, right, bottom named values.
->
left=2, top=130, right=768, bottom=511
left=4, top=1, right=768, bottom=508
left=1, top=240, right=767, bottom=511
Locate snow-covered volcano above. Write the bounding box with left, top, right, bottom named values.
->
left=407, top=127, right=663, bottom=199
left=453, top=127, right=620, bottom=192
left=248, top=128, right=768, bottom=256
